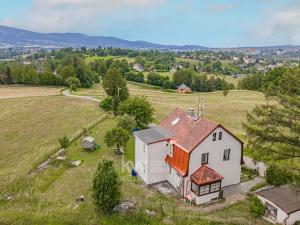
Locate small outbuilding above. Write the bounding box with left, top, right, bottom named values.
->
left=256, top=185, right=300, bottom=225
left=81, top=136, right=96, bottom=151
left=176, top=84, right=191, bottom=94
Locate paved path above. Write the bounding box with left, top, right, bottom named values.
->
left=201, top=177, right=264, bottom=212
left=62, top=89, right=101, bottom=103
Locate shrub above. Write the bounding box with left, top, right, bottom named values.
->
left=92, top=159, right=121, bottom=213
left=104, top=127, right=130, bottom=153
left=65, top=77, right=81, bottom=91
left=266, top=163, right=290, bottom=186
left=100, top=96, right=114, bottom=112
left=249, top=196, right=265, bottom=218
left=58, top=135, right=70, bottom=148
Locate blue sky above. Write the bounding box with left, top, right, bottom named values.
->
left=1, top=0, right=299, bottom=47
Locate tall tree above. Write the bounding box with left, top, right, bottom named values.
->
left=244, top=67, right=300, bottom=186
left=118, top=96, right=154, bottom=129
left=92, top=159, right=121, bottom=213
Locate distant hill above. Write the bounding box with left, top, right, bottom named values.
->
left=0, top=25, right=209, bottom=50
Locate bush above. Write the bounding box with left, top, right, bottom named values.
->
left=100, top=96, right=114, bottom=112
left=92, top=159, right=121, bottom=212
left=65, top=77, right=81, bottom=91
left=58, top=135, right=70, bottom=148
left=266, top=163, right=290, bottom=186
left=249, top=196, right=265, bottom=218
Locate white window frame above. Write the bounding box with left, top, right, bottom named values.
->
left=223, top=149, right=230, bottom=161
left=212, top=132, right=217, bottom=141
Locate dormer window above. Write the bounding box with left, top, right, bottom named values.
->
left=172, top=117, right=180, bottom=125
left=212, top=133, right=217, bottom=141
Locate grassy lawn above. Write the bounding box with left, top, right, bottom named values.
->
left=0, top=85, right=62, bottom=99
left=0, top=85, right=269, bottom=225
left=85, top=55, right=135, bottom=64
left=74, top=83, right=265, bottom=141
left=0, top=94, right=104, bottom=186
left=1, top=115, right=270, bottom=225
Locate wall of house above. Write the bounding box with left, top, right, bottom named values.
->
left=167, top=167, right=182, bottom=190
left=135, top=136, right=149, bottom=184
left=147, top=141, right=169, bottom=184
left=257, top=196, right=289, bottom=224
left=191, top=191, right=220, bottom=205
left=188, top=127, right=242, bottom=187
left=287, top=210, right=300, bottom=225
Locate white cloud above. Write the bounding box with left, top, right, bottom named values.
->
left=2, top=0, right=167, bottom=33
left=254, top=2, right=300, bottom=44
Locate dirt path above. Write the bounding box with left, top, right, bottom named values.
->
left=62, top=89, right=101, bottom=103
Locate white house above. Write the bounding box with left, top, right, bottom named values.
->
left=256, top=185, right=300, bottom=225
left=134, top=108, right=244, bottom=205
left=133, top=63, right=145, bottom=72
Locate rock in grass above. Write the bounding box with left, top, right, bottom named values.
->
left=71, top=160, right=82, bottom=167
left=76, top=195, right=84, bottom=202
left=145, top=209, right=157, bottom=217
left=7, top=195, right=14, bottom=201
left=37, top=159, right=51, bottom=171
left=56, top=156, right=66, bottom=161
left=55, top=149, right=66, bottom=157
left=113, top=200, right=136, bottom=214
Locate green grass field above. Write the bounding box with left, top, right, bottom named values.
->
left=0, top=95, right=104, bottom=186
left=75, top=83, right=265, bottom=141
left=85, top=55, right=135, bottom=64
left=0, top=85, right=269, bottom=225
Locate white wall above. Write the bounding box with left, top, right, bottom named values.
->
left=167, top=167, right=182, bottom=190
left=243, top=156, right=267, bottom=177
left=135, top=136, right=149, bottom=183
left=288, top=210, right=300, bottom=225
left=257, top=196, right=289, bottom=224
left=147, top=141, right=169, bottom=184
left=191, top=191, right=220, bottom=205
left=188, top=127, right=242, bottom=187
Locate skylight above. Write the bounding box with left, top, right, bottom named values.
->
left=172, top=117, right=180, bottom=125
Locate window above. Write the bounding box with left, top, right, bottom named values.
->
left=169, top=146, right=173, bottom=157
left=199, top=184, right=210, bottom=195
left=223, top=149, right=230, bottom=161
left=218, top=132, right=222, bottom=140
left=169, top=166, right=171, bottom=174
left=210, top=182, right=221, bottom=192
left=143, top=144, right=146, bottom=153
left=191, top=181, right=199, bottom=195
left=201, top=153, right=209, bottom=164
left=266, top=202, right=278, bottom=219
left=212, top=132, right=217, bottom=141
left=142, top=163, right=146, bottom=173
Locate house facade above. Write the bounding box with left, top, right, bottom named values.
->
left=134, top=108, right=244, bottom=205
left=176, top=84, right=192, bottom=94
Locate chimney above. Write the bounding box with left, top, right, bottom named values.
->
left=187, top=108, right=195, bottom=117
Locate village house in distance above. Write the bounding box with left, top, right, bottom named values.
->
left=134, top=108, right=243, bottom=205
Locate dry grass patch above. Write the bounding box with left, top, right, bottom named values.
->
left=0, top=96, right=104, bottom=186
left=0, top=85, right=62, bottom=99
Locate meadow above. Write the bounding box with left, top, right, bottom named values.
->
left=0, top=85, right=269, bottom=225
left=74, top=82, right=265, bottom=140
left=0, top=91, right=104, bottom=186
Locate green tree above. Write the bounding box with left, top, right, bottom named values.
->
left=173, top=68, right=194, bottom=87
left=59, top=65, right=76, bottom=81
left=118, top=96, right=154, bottom=129
left=102, top=68, right=129, bottom=102
left=244, top=67, right=300, bottom=186
left=100, top=96, right=114, bottom=112
left=117, top=114, right=136, bottom=132
left=92, top=159, right=121, bottom=213
left=104, top=127, right=130, bottom=153
left=266, top=163, right=291, bottom=186
left=65, top=77, right=81, bottom=91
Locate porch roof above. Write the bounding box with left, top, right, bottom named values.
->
left=191, top=165, right=224, bottom=186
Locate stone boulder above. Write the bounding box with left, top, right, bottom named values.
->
left=113, top=200, right=137, bottom=214
left=71, top=160, right=82, bottom=167
left=145, top=209, right=157, bottom=217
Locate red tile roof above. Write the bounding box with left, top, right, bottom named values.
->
left=160, top=108, right=220, bottom=152
left=165, top=144, right=189, bottom=176
left=162, top=108, right=244, bottom=176
left=191, top=165, right=224, bottom=185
